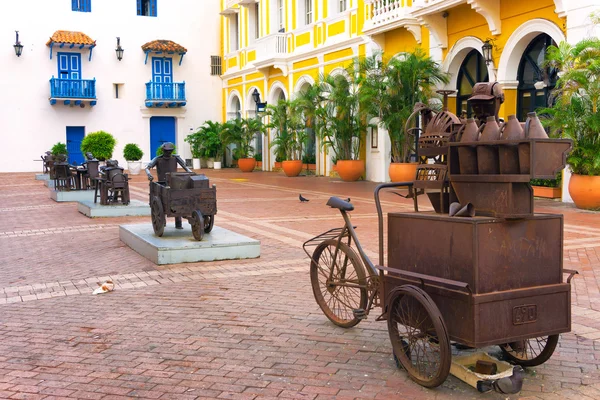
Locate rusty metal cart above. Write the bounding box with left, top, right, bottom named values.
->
left=150, top=172, right=217, bottom=241
left=303, top=84, right=578, bottom=389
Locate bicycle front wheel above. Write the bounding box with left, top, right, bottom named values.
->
left=310, top=238, right=368, bottom=328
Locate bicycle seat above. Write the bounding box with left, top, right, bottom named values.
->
left=327, top=196, right=354, bottom=212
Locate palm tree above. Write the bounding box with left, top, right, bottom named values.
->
left=359, top=50, right=449, bottom=163
left=541, top=38, right=600, bottom=176
left=265, top=98, right=306, bottom=161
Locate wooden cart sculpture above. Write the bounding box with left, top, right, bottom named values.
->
left=304, top=83, right=577, bottom=390
left=150, top=172, right=217, bottom=241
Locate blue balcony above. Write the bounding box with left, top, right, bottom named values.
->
left=49, top=77, right=97, bottom=106
left=145, top=81, right=186, bottom=108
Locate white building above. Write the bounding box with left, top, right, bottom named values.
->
left=0, top=0, right=222, bottom=172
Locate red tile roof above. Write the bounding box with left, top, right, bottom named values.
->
left=46, top=30, right=95, bottom=46
left=142, top=40, right=187, bottom=54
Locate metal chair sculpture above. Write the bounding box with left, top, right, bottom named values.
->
left=95, top=162, right=130, bottom=205
left=53, top=162, right=75, bottom=191
left=82, top=160, right=99, bottom=189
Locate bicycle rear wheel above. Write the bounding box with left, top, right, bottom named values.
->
left=310, top=239, right=367, bottom=328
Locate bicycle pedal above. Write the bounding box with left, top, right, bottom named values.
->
left=353, top=309, right=367, bottom=320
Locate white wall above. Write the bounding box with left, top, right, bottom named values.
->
left=0, top=0, right=222, bottom=172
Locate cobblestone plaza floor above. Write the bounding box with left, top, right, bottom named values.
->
left=1, top=170, right=599, bottom=400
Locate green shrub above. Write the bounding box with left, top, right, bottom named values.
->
left=254, top=153, right=262, bottom=162
left=123, top=143, right=144, bottom=161
left=80, top=131, right=117, bottom=161
left=51, top=142, right=67, bottom=156
left=156, top=144, right=177, bottom=156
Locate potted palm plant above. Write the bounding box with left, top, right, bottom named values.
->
left=222, top=118, right=263, bottom=172
left=298, top=70, right=366, bottom=181
left=188, top=121, right=226, bottom=169
left=266, top=99, right=307, bottom=177
left=359, top=50, right=449, bottom=181
left=123, top=143, right=144, bottom=175
left=184, top=130, right=202, bottom=169
left=542, top=37, right=600, bottom=209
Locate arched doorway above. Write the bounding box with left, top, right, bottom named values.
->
left=296, top=82, right=316, bottom=169
left=456, top=49, right=488, bottom=117
left=517, top=33, right=557, bottom=121
left=226, top=93, right=242, bottom=166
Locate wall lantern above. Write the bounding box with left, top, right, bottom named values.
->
left=482, top=39, right=493, bottom=66
left=115, top=37, right=124, bottom=61
left=252, top=88, right=267, bottom=114
left=14, top=31, right=23, bottom=57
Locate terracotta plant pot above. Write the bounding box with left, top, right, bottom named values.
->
left=389, top=162, right=418, bottom=182
left=336, top=160, right=365, bottom=182
left=282, top=160, right=303, bottom=177
left=238, top=158, right=256, bottom=172
left=569, top=174, right=600, bottom=210
left=274, top=161, right=282, bottom=169
left=532, top=186, right=562, bottom=199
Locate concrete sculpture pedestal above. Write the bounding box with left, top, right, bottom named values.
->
left=78, top=200, right=151, bottom=218
left=44, top=179, right=55, bottom=188
left=119, top=224, right=260, bottom=265
left=36, top=174, right=49, bottom=181
left=50, top=189, right=95, bottom=202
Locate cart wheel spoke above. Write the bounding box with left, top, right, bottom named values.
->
left=499, top=335, right=559, bottom=367
left=310, top=239, right=368, bottom=328
left=387, top=285, right=450, bottom=388
left=151, top=196, right=165, bottom=237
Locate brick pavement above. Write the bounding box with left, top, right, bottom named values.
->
left=0, top=170, right=599, bottom=399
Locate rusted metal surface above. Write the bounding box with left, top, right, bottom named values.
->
left=149, top=172, right=217, bottom=241
left=95, top=160, right=130, bottom=205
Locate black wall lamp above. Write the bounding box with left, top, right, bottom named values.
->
left=252, top=88, right=267, bottom=114
left=482, top=39, right=495, bottom=66
left=115, top=37, right=124, bottom=61
left=14, top=31, right=23, bottom=57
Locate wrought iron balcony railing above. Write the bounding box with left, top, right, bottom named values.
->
left=145, top=81, right=186, bottom=107
left=49, top=77, right=96, bottom=99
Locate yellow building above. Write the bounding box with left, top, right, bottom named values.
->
left=219, top=0, right=598, bottom=186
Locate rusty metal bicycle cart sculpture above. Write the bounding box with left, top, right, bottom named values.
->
left=94, top=159, right=130, bottom=205
left=149, top=172, right=217, bottom=241
left=304, top=82, right=577, bottom=390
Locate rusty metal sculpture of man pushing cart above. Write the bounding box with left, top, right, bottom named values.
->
left=145, top=142, right=217, bottom=240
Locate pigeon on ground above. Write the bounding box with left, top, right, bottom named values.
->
left=299, top=194, right=309, bottom=202
left=493, top=366, right=524, bottom=394
left=345, top=198, right=351, bottom=203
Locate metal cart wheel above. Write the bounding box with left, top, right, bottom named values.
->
left=387, top=285, right=451, bottom=388
left=151, top=196, right=165, bottom=237
left=203, top=215, right=214, bottom=233
left=191, top=210, right=205, bottom=241
left=310, top=239, right=367, bottom=328
left=499, top=335, right=559, bottom=367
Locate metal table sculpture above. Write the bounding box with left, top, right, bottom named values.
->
left=304, top=82, right=577, bottom=391
left=94, top=159, right=130, bottom=205
left=146, top=142, right=217, bottom=240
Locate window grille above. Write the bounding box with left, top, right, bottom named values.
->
left=137, top=0, right=157, bottom=17
left=339, top=0, right=347, bottom=12
left=210, top=56, right=222, bottom=76
left=305, top=0, right=313, bottom=25
left=72, top=0, right=91, bottom=12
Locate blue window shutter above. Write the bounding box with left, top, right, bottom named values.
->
left=72, top=0, right=78, bottom=11
left=136, top=0, right=142, bottom=15
left=151, top=0, right=157, bottom=16
left=85, top=0, right=91, bottom=12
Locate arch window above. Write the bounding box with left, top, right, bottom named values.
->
left=228, top=96, right=241, bottom=120
left=517, top=33, right=557, bottom=121
left=456, top=50, right=488, bottom=117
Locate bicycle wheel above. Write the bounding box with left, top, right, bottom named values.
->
left=499, top=335, right=559, bottom=367
left=310, top=239, right=367, bottom=328
left=387, top=285, right=451, bottom=388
